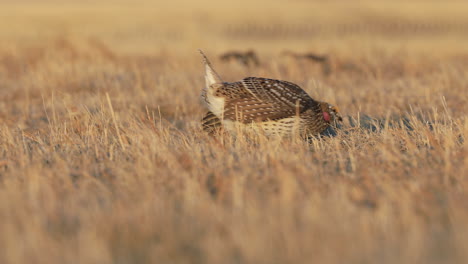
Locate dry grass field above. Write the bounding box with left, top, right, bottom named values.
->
left=0, top=0, right=468, bottom=263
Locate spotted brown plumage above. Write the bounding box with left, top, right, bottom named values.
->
left=199, top=50, right=342, bottom=137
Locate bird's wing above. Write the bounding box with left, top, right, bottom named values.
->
left=221, top=77, right=318, bottom=123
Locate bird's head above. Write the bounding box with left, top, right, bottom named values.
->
left=319, top=102, right=343, bottom=123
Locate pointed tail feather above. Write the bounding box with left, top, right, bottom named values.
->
left=198, top=49, right=223, bottom=87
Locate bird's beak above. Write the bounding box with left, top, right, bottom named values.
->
left=332, top=112, right=343, bottom=122
left=330, top=106, right=343, bottom=122
left=337, top=114, right=343, bottom=122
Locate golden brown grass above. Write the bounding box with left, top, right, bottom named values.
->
left=0, top=1, right=467, bottom=263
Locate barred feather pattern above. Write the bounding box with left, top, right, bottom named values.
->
left=201, top=111, right=222, bottom=135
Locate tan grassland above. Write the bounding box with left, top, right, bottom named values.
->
left=0, top=0, right=467, bottom=263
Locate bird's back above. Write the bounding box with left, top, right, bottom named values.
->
left=216, top=77, right=319, bottom=122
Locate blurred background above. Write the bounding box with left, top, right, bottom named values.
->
left=1, top=0, right=467, bottom=120
left=2, top=0, right=468, bottom=55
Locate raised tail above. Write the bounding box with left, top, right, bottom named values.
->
left=198, top=49, right=223, bottom=87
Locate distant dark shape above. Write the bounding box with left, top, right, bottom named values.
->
left=219, top=50, right=260, bottom=67
left=282, top=50, right=331, bottom=76
left=282, top=50, right=328, bottom=63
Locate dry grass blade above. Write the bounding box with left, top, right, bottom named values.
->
left=106, top=93, right=126, bottom=151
